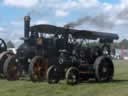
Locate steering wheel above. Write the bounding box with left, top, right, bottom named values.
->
left=0, top=38, right=7, bottom=53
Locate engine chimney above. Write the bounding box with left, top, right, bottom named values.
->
left=24, top=16, right=30, bottom=39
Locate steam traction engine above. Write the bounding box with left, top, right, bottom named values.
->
left=3, top=16, right=66, bottom=81
left=46, top=30, right=119, bottom=84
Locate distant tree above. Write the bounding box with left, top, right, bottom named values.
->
left=113, top=42, right=120, bottom=49
left=7, top=41, right=15, bottom=48
left=119, top=39, right=128, bottom=49
left=113, top=39, right=128, bottom=49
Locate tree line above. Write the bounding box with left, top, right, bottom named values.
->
left=114, top=39, right=128, bottom=49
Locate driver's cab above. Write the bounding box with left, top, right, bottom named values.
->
left=99, top=38, right=113, bottom=56
left=56, top=34, right=76, bottom=56
left=55, top=35, right=65, bottom=50
left=28, top=31, right=41, bottom=46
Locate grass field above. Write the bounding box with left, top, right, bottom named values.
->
left=0, top=60, right=128, bottom=96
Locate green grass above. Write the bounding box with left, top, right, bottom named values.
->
left=0, top=60, right=128, bottom=96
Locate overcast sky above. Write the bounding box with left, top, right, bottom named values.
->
left=0, top=0, right=128, bottom=47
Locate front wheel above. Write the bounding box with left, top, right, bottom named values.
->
left=65, top=67, right=79, bottom=85
left=47, top=65, right=60, bottom=84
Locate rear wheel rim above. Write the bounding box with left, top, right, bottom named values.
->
left=0, top=52, right=10, bottom=74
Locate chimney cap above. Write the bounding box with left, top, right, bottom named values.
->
left=24, top=16, right=31, bottom=21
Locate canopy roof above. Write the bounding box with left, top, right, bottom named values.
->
left=31, top=24, right=119, bottom=40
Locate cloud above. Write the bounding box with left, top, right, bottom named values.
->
left=32, top=19, right=49, bottom=25
left=55, top=10, right=69, bottom=17
left=22, top=0, right=100, bottom=17
left=78, top=0, right=99, bottom=8
left=102, top=3, right=113, bottom=12
left=3, top=0, right=38, bottom=8
left=54, top=0, right=99, bottom=17
left=0, top=27, right=5, bottom=32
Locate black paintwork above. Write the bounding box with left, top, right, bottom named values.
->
left=17, top=16, right=119, bottom=77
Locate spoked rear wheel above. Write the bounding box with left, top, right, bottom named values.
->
left=65, top=67, right=79, bottom=85
left=47, top=65, right=60, bottom=84
left=3, top=55, right=21, bottom=80
left=0, top=51, right=13, bottom=75
left=94, top=56, right=114, bottom=82
left=29, top=56, right=48, bottom=82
